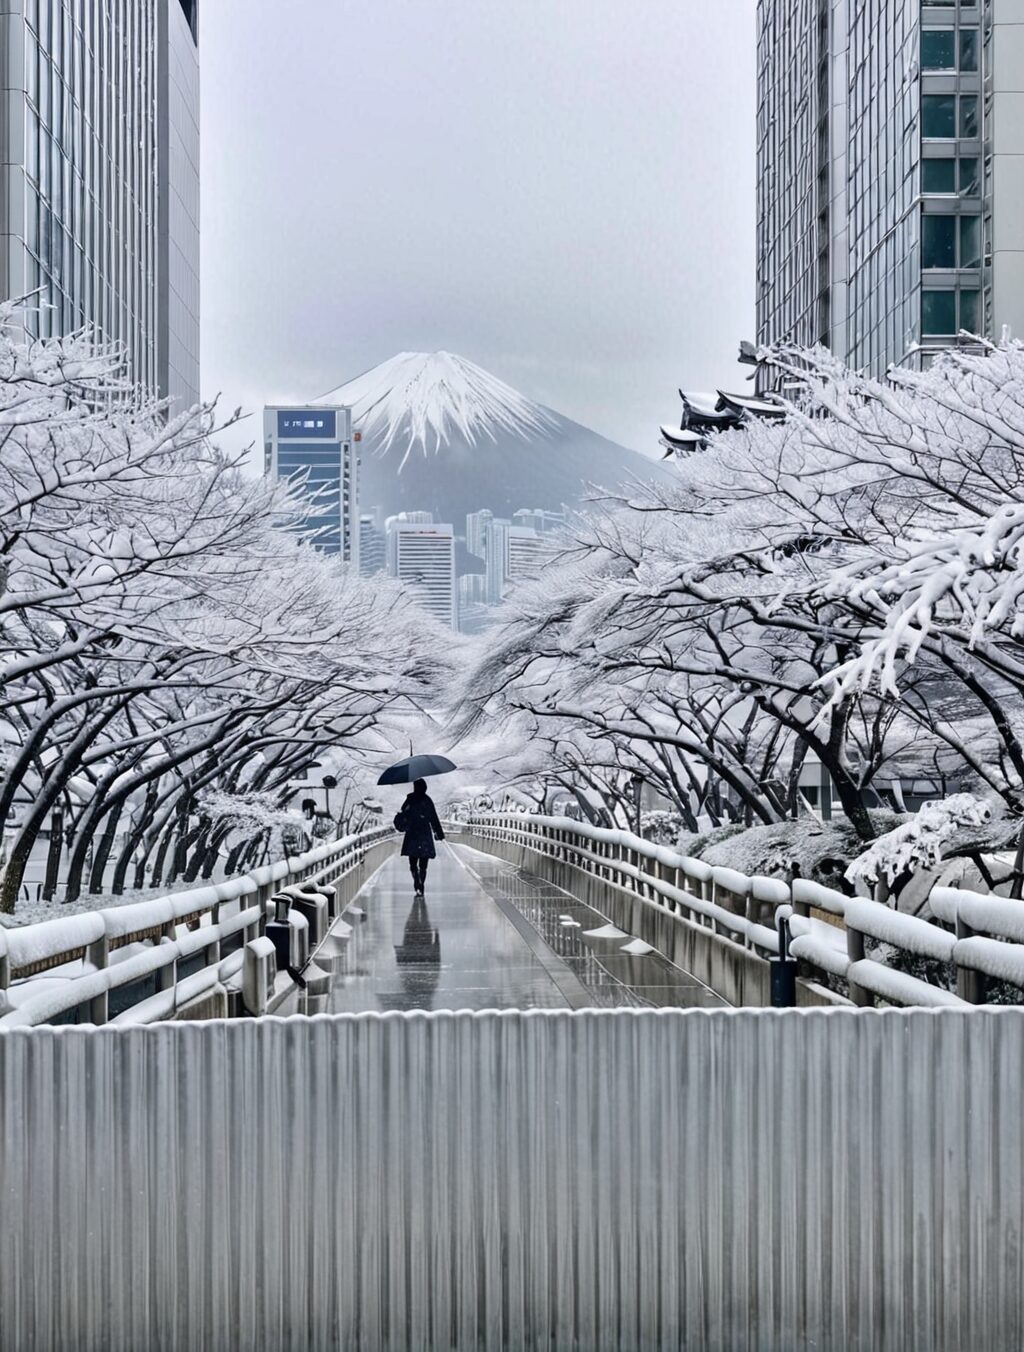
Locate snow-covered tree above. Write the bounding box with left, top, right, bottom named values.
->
left=0, top=311, right=452, bottom=912
left=458, top=338, right=1024, bottom=862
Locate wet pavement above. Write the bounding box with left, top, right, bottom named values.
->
left=317, top=841, right=726, bottom=1014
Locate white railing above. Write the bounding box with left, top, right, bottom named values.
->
left=462, top=813, right=1024, bottom=1007
left=0, top=825, right=395, bottom=1027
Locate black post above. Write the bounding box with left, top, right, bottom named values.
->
left=770, top=907, right=798, bottom=1007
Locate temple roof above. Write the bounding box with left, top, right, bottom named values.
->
left=659, top=386, right=787, bottom=457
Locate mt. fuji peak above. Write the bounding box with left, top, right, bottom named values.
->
left=317, top=352, right=663, bottom=533
left=319, top=351, right=558, bottom=467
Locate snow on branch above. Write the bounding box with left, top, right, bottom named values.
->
left=846, top=794, right=995, bottom=888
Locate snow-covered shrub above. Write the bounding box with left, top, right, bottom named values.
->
left=695, top=815, right=904, bottom=890
left=640, top=810, right=684, bottom=844
left=846, top=794, right=995, bottom=888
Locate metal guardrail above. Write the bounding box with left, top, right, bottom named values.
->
left=461, top=813, right=1024, bottom=1007
left=0, top=826, right=395, bottom=1027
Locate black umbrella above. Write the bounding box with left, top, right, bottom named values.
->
left=377, top=754, right=458, bottom=786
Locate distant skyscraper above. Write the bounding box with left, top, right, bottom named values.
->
left=484, top=518, right=511, bottom=605
left=264, top=406, right=359, bottom=564
left=512, top=508, right=565, bottom=535
left=466, top=509, right=494, bottom=560
left=756, top=0, right=1023, bottom=373
left=458, top=573, right=487, bottom=608
left=0, top=1, right=201, bottom=406
left=359, top=515, right=385, bottom=576
left=386, top=516, right=457, bottom=629
left=507, top=526, right=546, bottom=583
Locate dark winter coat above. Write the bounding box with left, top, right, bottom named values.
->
left=399, top=793, right=445, bottom=858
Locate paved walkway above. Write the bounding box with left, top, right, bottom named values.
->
left=319, top=842, right=725, bottom=1013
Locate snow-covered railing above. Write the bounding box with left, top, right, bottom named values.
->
left=0, top=825, right=395, bottom=1028
left=462, top=814, right=1024, bottom=1008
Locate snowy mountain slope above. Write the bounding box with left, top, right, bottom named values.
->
left=317, top=352, right=664, bottom=528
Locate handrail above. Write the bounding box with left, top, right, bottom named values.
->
left=0, top=824, right=396, bottom=1027
left=460, top=813, right=1024, bottom=1008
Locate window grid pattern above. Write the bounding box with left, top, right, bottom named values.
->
left=757, top=0, right=992, bottom=376
left=845, top=1, right=919, bottom=374
left=756, top=0, right=828, bottom=349
left=919, top=0, right=985, bottom=347
left=19, top=0, right=160, bottom=393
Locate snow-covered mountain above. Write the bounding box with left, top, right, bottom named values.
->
left=317, top=352, right=662, bottom=530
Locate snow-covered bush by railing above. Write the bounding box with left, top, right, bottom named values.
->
left=846, top=795, right=995, bottom=890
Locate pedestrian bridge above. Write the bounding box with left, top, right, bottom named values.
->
left=2, top=817, right=1024, bottom=1349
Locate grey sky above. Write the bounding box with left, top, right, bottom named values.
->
left=200, top=1, right=756, bottom=460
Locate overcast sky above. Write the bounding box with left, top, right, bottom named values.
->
left=199, top=1, right=756, bottom=460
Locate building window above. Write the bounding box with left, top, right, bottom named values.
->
left=922, top=290, right=956, bottom=335
left=959, top=96, right=979, bottom=137
left=922, top=95, right=956, bottom=138
left=921, top=212, right=981, bottom=267
left=959, top=214, right=981, bottom=267
left=923, top=158, right=956, bottom=192
left=921, top=30, right=955, bottom=69
left=959, top=157, right=980, bottom=195
left=922, top=214, right=956, bottom=267
left=922, top=288, right=980, bottom=337
left=959, top=29, right=979, bottom=71
left=959, top=288, right=980, bottom=332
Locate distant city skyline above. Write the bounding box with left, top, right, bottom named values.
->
left=199, top=2, right=756, bottom=462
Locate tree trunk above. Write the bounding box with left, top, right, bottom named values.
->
left=84, top=798, right=127, bottom=900
left=112, top=783, right=159, bottom=895
left=41, top=808, right=65, bottom=902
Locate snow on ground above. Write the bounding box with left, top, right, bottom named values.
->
left=0, top=879, right=212, bottom=930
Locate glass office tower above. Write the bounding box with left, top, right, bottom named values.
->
left=0, top=0, right=200, bottom=407
left=756, top=0, right=1023, bottom=374
left=386, top=517, right=457, bottom=630
left=264, top=406, right=360, bottom=566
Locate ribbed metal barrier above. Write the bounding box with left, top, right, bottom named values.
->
left=1, top=1008, right=1022, bottom=1351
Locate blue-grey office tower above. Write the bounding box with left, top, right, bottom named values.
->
left=264, top=406, right=360, bottom=567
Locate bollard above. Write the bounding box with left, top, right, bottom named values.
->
left=770, top=906, right=798, bottom=1007
left=241, top=936, right=276, bottom=1016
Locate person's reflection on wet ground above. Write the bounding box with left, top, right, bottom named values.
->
left=388, top=895, right=441, bottom=1008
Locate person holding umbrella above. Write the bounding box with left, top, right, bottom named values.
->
left=378, top=754, right=457, bottom=899
left=395, top=779, right=445, bottom=897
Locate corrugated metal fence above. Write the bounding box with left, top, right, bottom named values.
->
left=1, top=1008, right=1022, bottom=1351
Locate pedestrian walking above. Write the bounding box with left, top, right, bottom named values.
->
left=395, top=778, right=445, bottom=896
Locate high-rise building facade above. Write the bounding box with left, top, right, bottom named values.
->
left=358, top=514, right=385, bottom=576
left=465, top=509, right=493, bottom=560
left=507, top=526, right=546, bottom=583
left=756, top=0, right=1023, bottom=375
left=0, top=0, right=200, bottom=406
left=512, top=507, right=565, bottom=535
left=386, top=517, right=457, bottom=629
left=264, top=406, right=359, bottom=565
left=483, top=518, right=511, bottom=605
